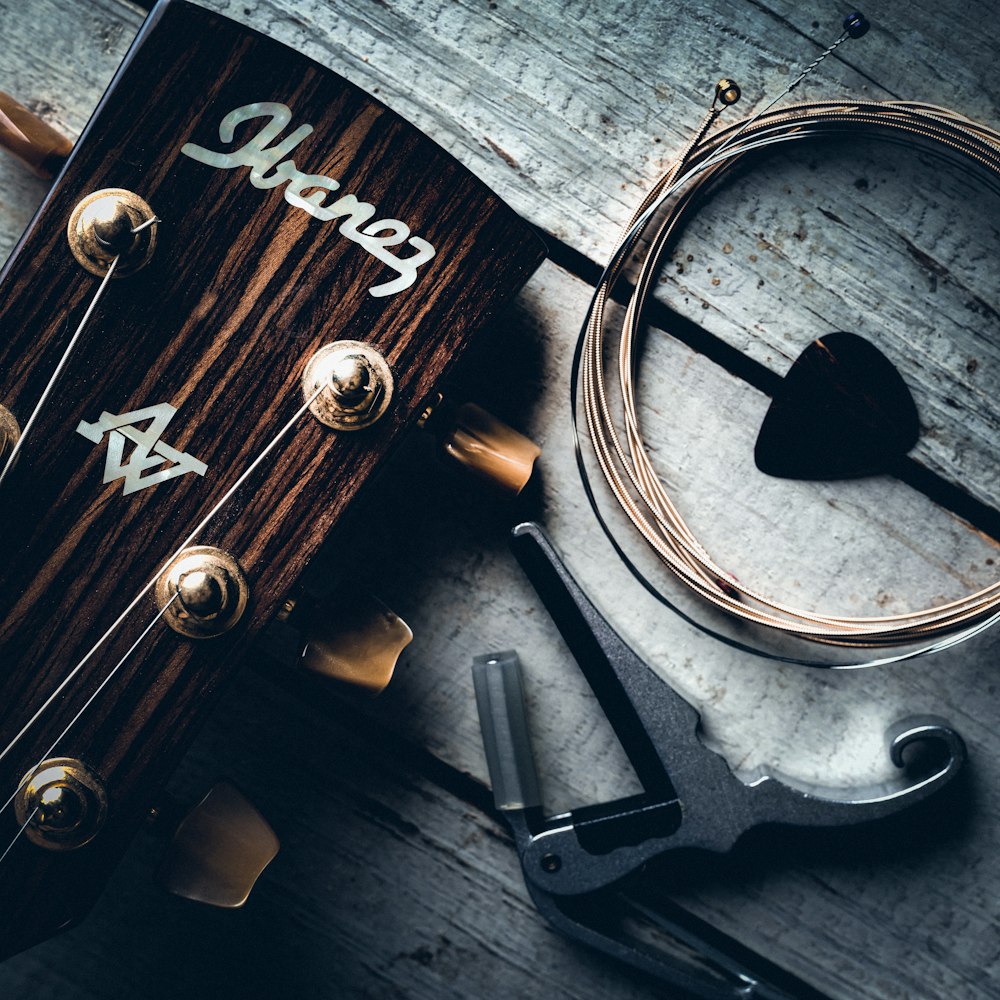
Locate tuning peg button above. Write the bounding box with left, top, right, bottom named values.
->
left=0, top=92, right=72, bottom=178
left=298, top=591, right=412, bottom=695
left=156, top=782, right=279, bottom=908
left=426, top=400, right=540, bottom=495
left=0, top=405, right=20, bottom=464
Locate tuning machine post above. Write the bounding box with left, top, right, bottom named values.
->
left=67, top=188, right=159, bottom=277
left=154, top=546, right=250, bottom=639
left=303, top=341, right=394, bottom=431
left=418, top=393, right=541, bottom=496
left=13, top=758, right=108, bottom=851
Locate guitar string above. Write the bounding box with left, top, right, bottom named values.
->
left=0, top=592, right=180, bottom=826
left=0, top=23, right=854, bottom=835
left=0, top=255, right=120, bottom=489
left=0, top=376, right=333, bottom=795
left=0, top=215, right=159, bottom=490
left=575, top=89, right=1000, bottom=659
left=0, top=806, right=38, bottom=868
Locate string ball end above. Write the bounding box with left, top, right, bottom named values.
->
left=843, top=11, right=870, bottom=39
left=715, top=78, right=742, bottom=107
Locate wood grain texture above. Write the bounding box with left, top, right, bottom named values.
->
left=0, top=0, right=542, bottom=958
left=2, top=1, right=1000, bottom=999
left=196, top=0, right=1000, bottom=514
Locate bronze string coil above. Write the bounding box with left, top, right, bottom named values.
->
left=576, top=98, right=1000, bottom=664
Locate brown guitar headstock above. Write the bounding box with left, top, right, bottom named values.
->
left=0, top=0, right=543, bottom=958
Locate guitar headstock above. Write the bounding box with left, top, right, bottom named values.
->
left=0, top=0, right=544, bottom=958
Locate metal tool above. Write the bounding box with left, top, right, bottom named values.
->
left=473, top=521, right=967, bottom=999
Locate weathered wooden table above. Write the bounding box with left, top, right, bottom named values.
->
left=2, top=1, right=999, bottom=997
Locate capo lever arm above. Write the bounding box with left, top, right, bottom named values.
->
left=473, top=522, right=968, bottom=998
left=481, top=523, right=967, bottom=896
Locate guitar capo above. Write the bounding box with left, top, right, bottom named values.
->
left=473, top=522, right=966, bottom=1000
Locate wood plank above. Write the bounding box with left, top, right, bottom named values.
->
left=3, top=1, right=1000, bottom=998
left=0, top=667, right=664, bottom=1000
left=309, top=260, right=1000, bottom=999
left=5, top=2, right=998, bottom=502
left=195, top=0, right=1000, bottom=511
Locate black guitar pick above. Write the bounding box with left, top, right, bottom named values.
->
left=754, top=332, right=919, bottom=479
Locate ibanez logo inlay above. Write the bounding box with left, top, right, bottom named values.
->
left=181, top=102, right=436, bottom=297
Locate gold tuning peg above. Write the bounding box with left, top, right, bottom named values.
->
left=421, top=397, right=540, bottom=496
left=283, top=591, right=412, bottom=696
left=156, top=782, right=279, bottom=908
left=0, top=92, right=72, bottom=178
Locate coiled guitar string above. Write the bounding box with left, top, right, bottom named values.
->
left=575, top=30, right=1000, bottom=667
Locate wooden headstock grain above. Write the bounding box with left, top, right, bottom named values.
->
left=0, top=0, right=544, bottom=957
